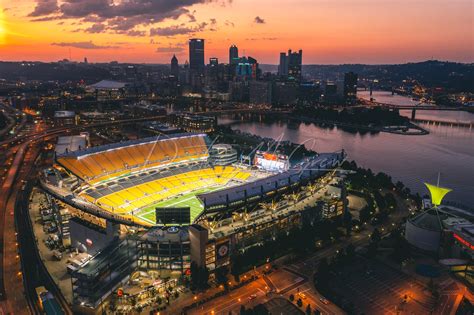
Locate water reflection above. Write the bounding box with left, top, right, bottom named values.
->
left=219, top=116, right=474, bottom=205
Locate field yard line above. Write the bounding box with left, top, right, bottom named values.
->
left=162, top=194, right=204, bottom=208
left=138, top=214, right=156, bottom=225
left=133, top=185, right=223, bottom=219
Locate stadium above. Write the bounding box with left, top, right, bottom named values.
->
left=39, top=132, right=346, bottom=309
left=43, top=133, right=344, bottom=229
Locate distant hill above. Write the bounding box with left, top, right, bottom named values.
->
left=301, top=60, right=473, bottom=92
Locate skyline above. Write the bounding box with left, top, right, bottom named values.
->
left=0, top=0, right=473, bottom=64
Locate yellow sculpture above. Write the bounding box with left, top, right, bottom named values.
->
left=424, top=183, right=451, bottom=206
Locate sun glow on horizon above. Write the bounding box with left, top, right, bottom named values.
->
left=0, top=0, right=472, bottom=63
left=0, top=9, right=6, bottom=45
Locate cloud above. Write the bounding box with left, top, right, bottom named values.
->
left=150, top=22, right=208, bottom=36
left=246, top=37, right=277, bottom=41
left=225, top=20, right=235, bottom=27
left=51, top=41, right=118, bottom=49
left=29, top=0, right=232, bottom=36
left=29, top=0, right=58, bottom=17
left=254, top=16, right=265, bottom=24
left=84, top=23, right=106, bottom=33
left=156, top=46, right=185, bottom=53
left=187, top=13, right=197, bottom=22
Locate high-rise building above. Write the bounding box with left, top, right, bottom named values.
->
left=209, top=57, right=218, bottom=66
left=278, top=52, right=287, bottom=76
left=278, top=50, right=302, bottom=82
left=343, top=72, right=358, bottom=105
left=287, top=49, right=303, bottom=82
left=170, top=54, right=179, bottom=78
left=235, top=56, right=259, bottom=81
left=189, top=39, right=205, bottom=72
left=229, top=45, right=239, bottom=65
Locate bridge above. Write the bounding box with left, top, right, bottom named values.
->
left=412, top=118, right=473, bottom=129
left=359, top=98, right=469, bottom=120
left=194, top=108, right=292, bottom=115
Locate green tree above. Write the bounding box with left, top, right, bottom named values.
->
left=297, top=298, right=303, bottom=307
left=371, top=228, right=382, bottom=244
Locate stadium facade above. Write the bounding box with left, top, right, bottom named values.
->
left=40, top=133, right=347, bottom=308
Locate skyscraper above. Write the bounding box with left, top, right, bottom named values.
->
left=229, top=45, right=239, bottom=65
left=189, top=39, right=205, bottom=72
left=278, top=52, right=287, bottom=76
left=287, top=49, right=303, bottom=82
left=343, top=72, right=358, bottom=105
left=209, top=57, right=219, bottom=66
left=279, top=50, right=302, bottom=82
left=170, top=54, right=179, bottom=78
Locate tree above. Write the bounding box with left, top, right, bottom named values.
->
left=343, top=210, right=353, bottom=236
left=371, top=228, right=382, bottom=244
left=346, top=243, right=356, bottom=259
left=306, top=304, right=312, bottom=315
left=289, top=294, right=295, bottom=302
left=297, top=298, right=303, bottom=307
left=215, top=266, right=229, bottom=288
left=240, top=305, right=246, bottom=315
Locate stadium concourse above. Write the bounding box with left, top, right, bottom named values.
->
left=52, top=133, right=256, bottom=226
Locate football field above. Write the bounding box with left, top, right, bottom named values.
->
left=135, top=186, right=223, bottom=225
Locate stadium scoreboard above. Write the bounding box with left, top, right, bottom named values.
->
left=155, top=207, right=191, bottom=225
left=254, top=151, right=290, bottom=172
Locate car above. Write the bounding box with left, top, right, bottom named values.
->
left=319, top=297, right=330, bottom=305
left=248, top=294, right=257, bottom=300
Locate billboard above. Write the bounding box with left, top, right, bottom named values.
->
left=155, top=207, right=191, bottom=225
left=254, top=151, right=289, bottom=172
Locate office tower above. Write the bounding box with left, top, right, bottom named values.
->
left=287, top=49, right=303, bottom=82
left=170, top=54, right=179, bottom=78
left=209, top=57, right=219, bottom=66
left=278, top=52, right=287, bottom=76
left=229, top=45, right=239, bottom=65
left=189, top=39, right=205, bottom=72
left=235, top=56, right=259, bottom=81
left=324, top=81, right=338, bottom=104
left=343, top=72, right=358, bottom=105
left=279, top=50, right=302, bottom=82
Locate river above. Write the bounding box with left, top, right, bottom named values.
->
left=219, top=92, right=474, bottom=206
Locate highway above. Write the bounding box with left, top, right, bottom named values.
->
left=0, top=114, right=172, bottom=313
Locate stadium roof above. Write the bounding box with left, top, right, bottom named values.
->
left=198, top=152, right=344, bottom=208
left=55, top=135, right=87, bottom=155
left=88, top=80, right=127, bottom=90
left=57, top=133, right=207, bottom=159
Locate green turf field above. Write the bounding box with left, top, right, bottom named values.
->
left=135, top=186, right=223, bottom=225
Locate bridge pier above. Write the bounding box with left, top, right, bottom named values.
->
left=411, top=108, right=416, bottom=120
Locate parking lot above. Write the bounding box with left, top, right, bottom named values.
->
left=328, top=256, right=436, bottom=314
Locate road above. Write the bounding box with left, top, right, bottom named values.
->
left=0, top=109, right=190, bottom=313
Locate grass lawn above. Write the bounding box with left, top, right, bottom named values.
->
left=134, top=186, right=223, bottom=224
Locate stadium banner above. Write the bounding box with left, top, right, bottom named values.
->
left=215, top=239, right=230, bottom=264
left=155, top=207, right=191, bottom=225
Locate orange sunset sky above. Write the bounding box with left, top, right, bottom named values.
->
left=0, top=0, right=472, bottom=64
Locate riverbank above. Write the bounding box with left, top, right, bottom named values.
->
left=218, top=116, right=474, bottom=206
left=291, top=115, right=429, bottom=135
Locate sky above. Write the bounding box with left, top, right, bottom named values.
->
left=0, top=0, right=472, bottom=64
